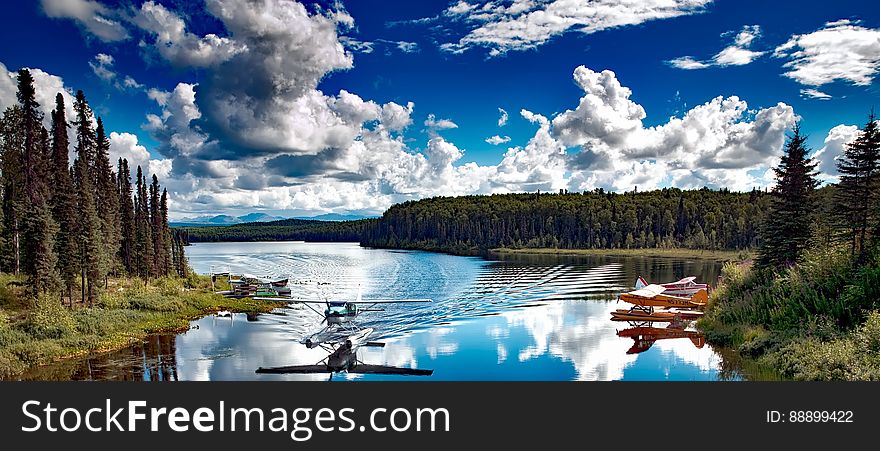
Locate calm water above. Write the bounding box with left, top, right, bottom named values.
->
left=26, top=242, right=749, bottom=381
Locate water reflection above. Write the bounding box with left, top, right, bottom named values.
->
left=25, top=242, right=742, bottom=381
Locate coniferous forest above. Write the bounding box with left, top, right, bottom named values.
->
left=0, top=69, right=186, bottom=307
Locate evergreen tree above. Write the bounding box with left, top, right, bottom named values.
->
left=94, top=118, right=120, bottom=284
left=0, top=106, right=24, bottom=275
left=72, top=90, right=101, bottom=305
left=16, top=69, right=60, bottom=296
left=149, top=174, right=161, bottom=277
left=134, top=166, right=154, bottom=281
left=757, top=125, right=820, bottom=268
left=160, top=188, right=172, bottom=276
left=50, top=93, right=78, bottom=305
left=834, top=110, right=880, bottom=261
left=117, top=158, right=135, bottom=275
left=22, top=128, right=59, bottom=296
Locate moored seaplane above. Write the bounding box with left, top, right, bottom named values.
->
left=635, top=275, right=708, bottom=297
left=253, top=286, right=434, bottom=378
left=617, top=324, right=706, bottom=354
left=612, top=281, right=708, bottom=322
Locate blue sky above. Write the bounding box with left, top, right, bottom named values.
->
left=0, top=0, right=878, bottom=218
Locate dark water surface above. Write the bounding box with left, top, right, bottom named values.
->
left=26, top=242, right=749, bottom=381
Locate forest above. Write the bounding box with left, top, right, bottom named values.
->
left=178, top=217, right=374, bottom=243
left=0, top=69, right=187, bottom=306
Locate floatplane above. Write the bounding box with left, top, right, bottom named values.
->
left=254, top=286, right=434, bottom=377
left=611, top=276, right=708, bottom=322
left=617, top=324, right=706, bottom=354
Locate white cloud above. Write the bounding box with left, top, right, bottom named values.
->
left=800, top=88, right=831, bottom=100
left=133, top=1, right=246, bottom=68
left=0, top=63, right=76, bottom=132
left=486, top=135, right=511, bottom=145
left=667, top=56, right=710, bottom=70
left=553, top=66, right=797, bottom=192
left=440, top=0, right=711, bottom=56
left=668, top=25, right=765, bottom=70
left=424, top=114, right=459, bottom=133
left=89, top=53, right=115, bottom=81
left=87, top=53, right=143, bottom=91
left=497, top=107, right=508, bottom=127
left=380, top=101, right=415, bottom=132
left=812, top=124, right=859, bottom=181
left=775, top=19, right=880, bottom=86
left=41, top=0, right=129, bottom=42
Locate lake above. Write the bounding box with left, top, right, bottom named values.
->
left=25, top=241, right=749, bottom=381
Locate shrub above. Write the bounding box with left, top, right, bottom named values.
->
left=20, top=294, right=76, bottom=340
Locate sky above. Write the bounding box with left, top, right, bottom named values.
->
left=0, top=0, right=878, bottom=219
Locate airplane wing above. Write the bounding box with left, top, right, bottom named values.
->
left=348, top=365, right=434, bottom=376
left=255, top=365, right=331, bottom=374
left=627, top=284, right=666, bottom=297
left=349, top=298, right=432, bottom=304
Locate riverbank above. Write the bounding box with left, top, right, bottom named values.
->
left=0, top=274, right=279, bottom=379
left=490, top=247, right=752, bottom=261
left=698, top=249, right=880, bottom=380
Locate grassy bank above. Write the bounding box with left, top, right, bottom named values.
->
left=490, top=247, right=752, bottom=261
left=699, top=248, right=880, bottom=380
left=0, top=274, right=279, bottom=379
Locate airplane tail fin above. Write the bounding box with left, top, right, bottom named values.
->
left=635, top=276, right=648, bottom=290
left=690, top=288, right=709, bottom=306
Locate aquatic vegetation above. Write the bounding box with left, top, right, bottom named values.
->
left=700, top=248, right=880, bottom=380
left=0, top=274, right=278, bottom=379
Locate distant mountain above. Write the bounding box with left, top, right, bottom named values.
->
left=237, top=212, right=285, bottom=223
left=298, top=213, right=375, bottom=221
left=171, top=212, right=285, bottom=227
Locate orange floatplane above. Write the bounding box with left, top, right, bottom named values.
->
left=617, top=325, right=706, bottom=354
left=612, top=282, right=708, bottom=322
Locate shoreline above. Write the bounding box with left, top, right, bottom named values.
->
left=489, top=247, right=752, bottom=261
left=0, top=275, right=280, bottom=380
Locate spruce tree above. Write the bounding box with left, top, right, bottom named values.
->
left=0, top=106, right=24, bottom=275
left=22, top=128, right=60, bottom=296
left=117, top=158, right=135, bottom=275
left=72, top=90, right=101, bottom=305
left=160, top=188, right=172, bottom=276
left=134, top=166, right=154, bottom=281
left=834, top=110, right=880, bottom=261
left=16, top=69, right=60, bottom=296
left=149, top=174, right=161, bottom=277
left=757, top=125, right=820, bottom=268
left=94, top=118, right=121, bottom=285
left=50, top=93, right=78, bottom=305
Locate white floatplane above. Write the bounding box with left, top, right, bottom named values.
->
left=635, top=275, right=709, bottom=297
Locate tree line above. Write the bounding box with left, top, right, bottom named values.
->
left=0, top=69, right=187, bottom=306
left=178, top=218, right=374, bottom=243
left=359, top=187, right=774, bottom=254
left=758, top=112, right=880, bottom=268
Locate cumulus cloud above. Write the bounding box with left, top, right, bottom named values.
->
left=439, top=0, right=711, bottom=56
left=811, top=124, right=859, bottom=181
left=0, top=62, right=76, bottom=131
left=41, top=0, right=128, bottom=42
left=132, top=1, right=246, bottom=67
left=667, top=25, right=765, bottom=69
left=553, top=66, right=797, bottom=191
left=497, top=107, right=508, bottom=127
left=775, top=19, right=880, bottom=86
left=486, top=135, right=511, bottom=145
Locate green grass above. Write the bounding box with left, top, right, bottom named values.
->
left=490, top=247, right=752, bottom=261
left=699, top=247, right=880, bottom=380
left=0, top=273, right=278, bottom=379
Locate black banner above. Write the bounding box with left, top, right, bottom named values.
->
left=0, top=382, right=874, bottom=448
